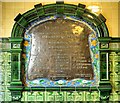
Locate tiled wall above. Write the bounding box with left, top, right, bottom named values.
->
left=0, top=52, right=11, bottom=101
left=0, top=51, right=100, bottom=101
left=21, top=91, right=100, bottom=101
left=0, top=1, right=120, bottom=102
left=109, top=51, right=120, bottom=101
left=0, top=51, right=120, bottom=101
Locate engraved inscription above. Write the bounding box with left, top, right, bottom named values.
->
left=27, top=18, right=94, bottom=81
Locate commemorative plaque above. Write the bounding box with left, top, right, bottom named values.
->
left=24, top=16, right=99, bottom=87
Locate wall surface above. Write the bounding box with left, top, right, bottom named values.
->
left=0, top=1, right=120, bottom=102
left=0, top=2, right=2, bottom=37
left=0, top=1, right=119, bottom=37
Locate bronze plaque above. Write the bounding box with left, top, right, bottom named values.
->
left=26, top=18, right=94, bottom=81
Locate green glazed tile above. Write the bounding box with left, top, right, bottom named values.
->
left=12, top=44, right=20, bottom=48
left=27, top=95, right=35, bottom=101
left=55, top=92, right=64, bottom=101
left=1, top=52, right=11, bottom=62
left=4, top=92, right=11, bottom=101
left=6, top=64, right=11, bottom=71
left=74, top=91, right=83, bottom=101
left=45, top=91, right=55, bottom=101
left=91, top=91, right=99, bottom=101
left=36, top=95, right=44, bottom=101
left=85, top=92, right=91, bottom=101
left=0, top=93, right=4, bottom=101
left=22, top=92, right=28, bottom=101
left=2, top=43, right=11, bottom=49
left=11, top=53, right=20, bottom=61
left=66, top=92, right=75, bottom=101
left=36, top=92, right=44, bottom=101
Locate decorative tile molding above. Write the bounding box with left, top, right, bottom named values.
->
left=1, top=2, right=120, bottom=102
left=0, top=52, right=11, bottom=101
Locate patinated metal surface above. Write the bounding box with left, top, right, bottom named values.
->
left=27, top=18, right=94, bottom=81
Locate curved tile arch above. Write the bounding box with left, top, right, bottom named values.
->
left=11, top=2, right=109, bottom=38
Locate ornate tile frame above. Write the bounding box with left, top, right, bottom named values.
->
left=1, top=1, right=114, bottom=101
